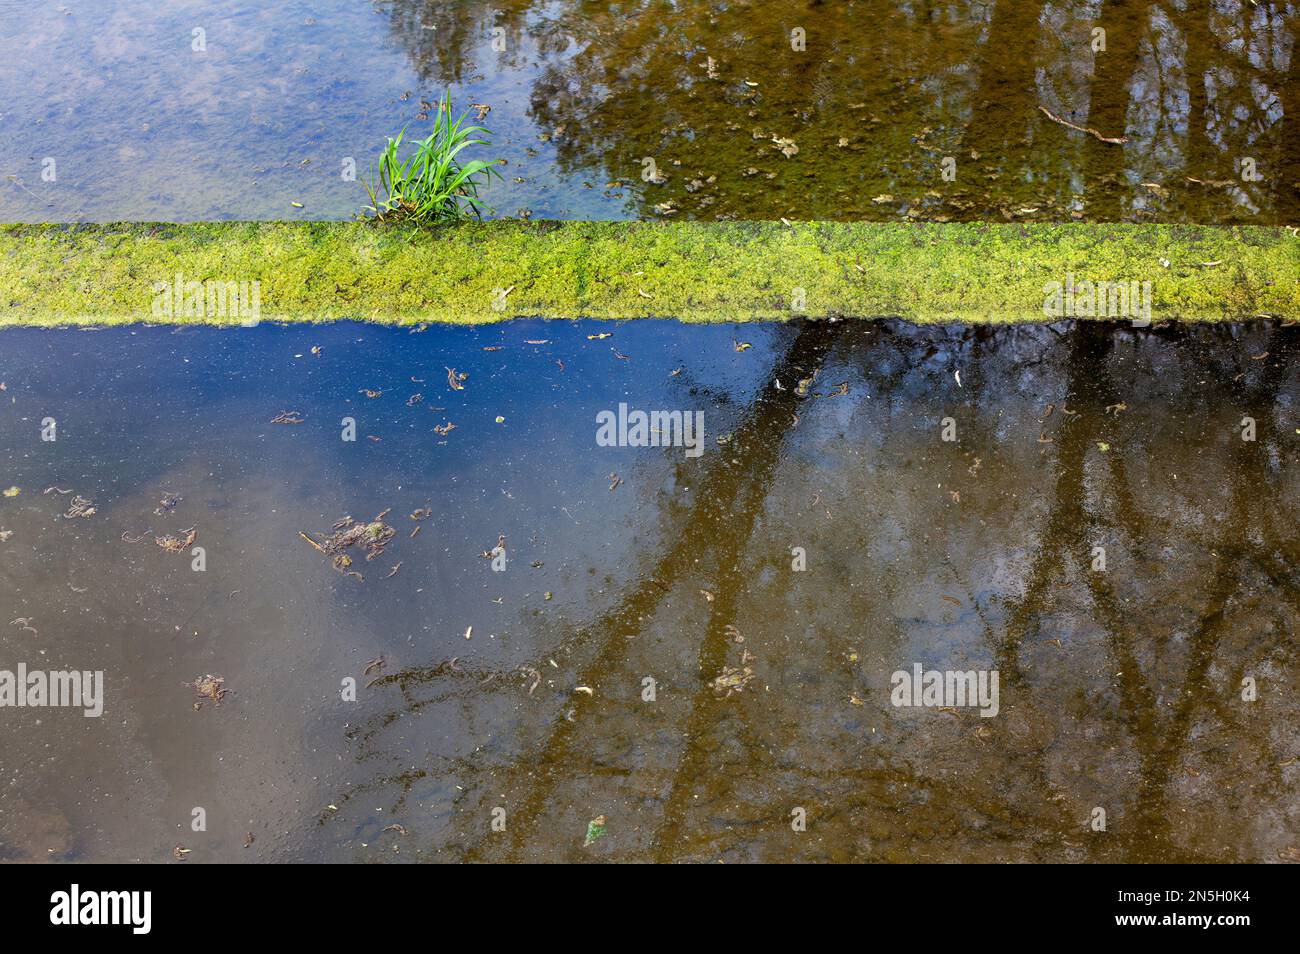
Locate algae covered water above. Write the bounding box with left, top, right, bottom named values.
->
left=1, top=318, right=1296, bottom=862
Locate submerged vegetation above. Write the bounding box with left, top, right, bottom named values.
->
left=362, top=93, right=502, bottom=224
left=2, top=221, right=1296, bottom=326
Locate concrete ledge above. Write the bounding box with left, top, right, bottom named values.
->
left=1, top=220, right=1296, bottom=325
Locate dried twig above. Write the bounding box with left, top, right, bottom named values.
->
left=298, top=531, right=326, bottom=553
left=1038, top=106, right=1128, bottom=144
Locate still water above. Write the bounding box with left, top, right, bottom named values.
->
left=2, top=0, right=1297, bottom=224
left=1, top=319, right=1297, bottom=861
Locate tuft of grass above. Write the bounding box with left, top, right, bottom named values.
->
left=362, top=92, right=503, bottom=224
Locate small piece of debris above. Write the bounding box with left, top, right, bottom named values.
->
left=481, top=534, right=506, bottom=559
left=710, top=665, right=755, bottom=697
left=302, top=513, right=395, bottom=580
left=185, top=674, right=230, bottom=706
left=584, top=815, right=607, bottom=847
left=155, top=527, right=197, bottom=554
left=60, top=495, right=96, bottom=519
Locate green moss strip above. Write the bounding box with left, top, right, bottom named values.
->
left=2, top=220, right=1296, bottom=325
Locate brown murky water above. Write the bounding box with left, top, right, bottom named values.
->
left=1, top=319, right=1297, bottom=862
left=2, top=0, right=1297, bottom=223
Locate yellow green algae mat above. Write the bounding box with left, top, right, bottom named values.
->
left=2, top=220, right=1297, bottom=325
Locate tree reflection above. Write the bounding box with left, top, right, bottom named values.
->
left=381, top=0, right=1300, bottom=223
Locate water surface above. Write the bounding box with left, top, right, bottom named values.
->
left=1, top=319, right=1297, bottom=862
left=2, top=0, right=1297, bottom=223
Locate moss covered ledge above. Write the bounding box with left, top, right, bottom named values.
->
left=1, top=220, right=1296, bottom=325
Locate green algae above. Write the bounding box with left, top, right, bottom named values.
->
left=1, top=221, right=1296, bottom=326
